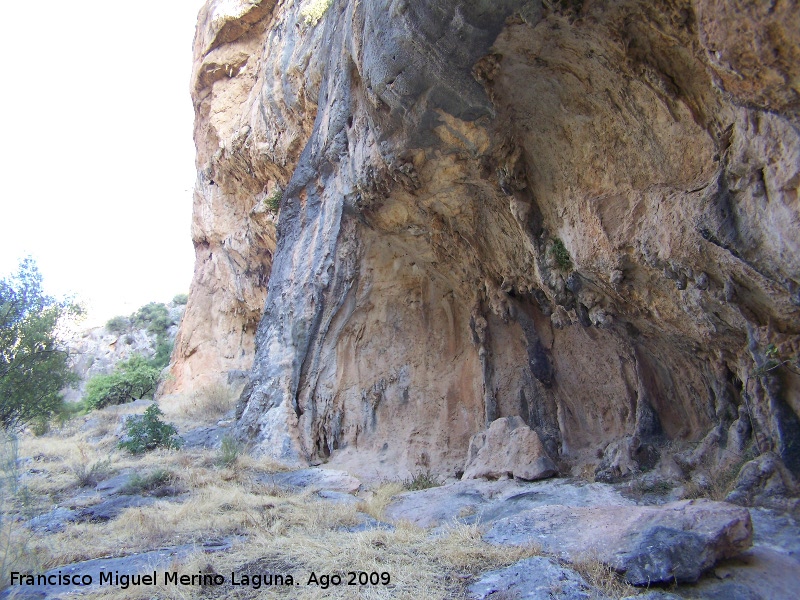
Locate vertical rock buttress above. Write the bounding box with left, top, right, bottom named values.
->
left=174, top=0, right=800, bottom=480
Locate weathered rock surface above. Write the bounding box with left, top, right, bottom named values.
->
left=174, top=0, right=800, bottom=488
left=75, top=495, right=157, bottom=523
left=385, top=478, right=633, bottom=529
left=181, top=423, right=233, bottom=449
left=726, top=452, right=800, bottom=515
left=463, top=416, right=557, bottom=481
left=256, top=467, right=361, bottom=493
left=484, top=499, right=753, bottom=584
left=469, top=556, right=603, bottom=600
left=0, top=544, right=201, bottom=600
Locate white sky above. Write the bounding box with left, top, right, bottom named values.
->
left=0, top=0, right=207, bottom=326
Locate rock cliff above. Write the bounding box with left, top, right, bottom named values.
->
left=173, top=0, right=800, bottom=486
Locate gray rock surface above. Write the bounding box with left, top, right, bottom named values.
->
left=76, top=495, right=157, bottom=523
left=0, top=544, right=196, bottom=600
left=726, top=452, right=800, bottom=514
left=27, top=507, right=78, bottom=534
left=621, top=593, right=682, bottom=600
left=749, top=507, right=800, bottom=558
left=469, top=556, right=604, bottom=600
left=181, top=424, right=231, bottom=450
left=385, top=478, right=633, bottom=528
left=484, top=499, right=753, bottom=584
left=256, top=467, right=361, bottom=493
left=316, top=489, right=360, bottom=504
left=94, top=472, right=133, bottom=495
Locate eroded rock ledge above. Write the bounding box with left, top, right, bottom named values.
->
left=173, top=0, right=800, bottom=487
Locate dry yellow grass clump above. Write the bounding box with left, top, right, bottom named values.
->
left=160, top=383, right=240, bottom=426
left=77, top=522, right=540, bottom=600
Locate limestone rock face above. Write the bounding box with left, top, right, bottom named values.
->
left=175, top=0, right=800, bottom=482
left=463, top=416, right=557, bottom=481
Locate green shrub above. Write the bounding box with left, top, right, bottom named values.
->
left=105, top=315, right=130, bottom=335
left=84, top=355, right=160, bottom=410
left=403, top=469, right=441, bottom=491
left=265, top=188, right=282, bottom=213
left=122, top=468, right=173, bottom=494
left=216, top=435, right=241, bottom=467
left=752, top=343, right=799, bottom=378
left=550, top=238, right=573, bottom=271
left=132, top=302, right=173, bottom=336
left=118, top=405, right=182, bottom=454
left=30, top=417, right=50, bottom=437
left=172, top=293, right=188, bottom=306
left=52, top=400, right=89, bottom=427
left=70, top=458, right=112, bottom=488
left=149, top=335, right=174, bottom=371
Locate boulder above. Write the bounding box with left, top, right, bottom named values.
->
left=484, top=499, right=753, bottom=585
left=469, top=556, right=604, bottom=600
left=594, top=436, right=657, bottom=483
left=28, top=507, right=78, bottom=533
left=95, top=472, right=134, bottom=495
left=726, top=452, right=800, bottom=514
left=463, top=417, right=557, bottom=482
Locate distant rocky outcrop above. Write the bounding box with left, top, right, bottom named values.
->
left=65, top=301, right=185, bottom=403
left=172, top=0, right=800, bottom=494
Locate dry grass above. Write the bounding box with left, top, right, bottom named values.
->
left=8, top=399, right=551, bottom=600
left=144, top=520, right=542, bottom=600
left=10, top=417, right=543, bottom=600
left=571, top=552, right=637, bottom=600
left=359, top=482, right=405, bottom=520
left=160, top=383, right=238, bottom=426
left=0, top=521, right=51, bottom=588
left=680, top=444, right=755, bottom=502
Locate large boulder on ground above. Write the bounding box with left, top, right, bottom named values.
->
left=484, top=499, right=753, bottom=585
left=463, top=416, right=557, bottom=482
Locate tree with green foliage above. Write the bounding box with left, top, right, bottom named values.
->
left=105, top=315, right=130, bottom=335
left=150, top=336, right=174, bottom=371
left=132, top=302, right=173, bottom=336
left=84, top=355, right=161, bottom=410
left=0, top=258, right=82, bottom=429
left=118, top=404, right=182, bottom=454
left=172, top=293, right=188, bottom=305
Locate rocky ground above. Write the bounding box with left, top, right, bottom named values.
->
left=1, top=387, right=797, bottom=599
